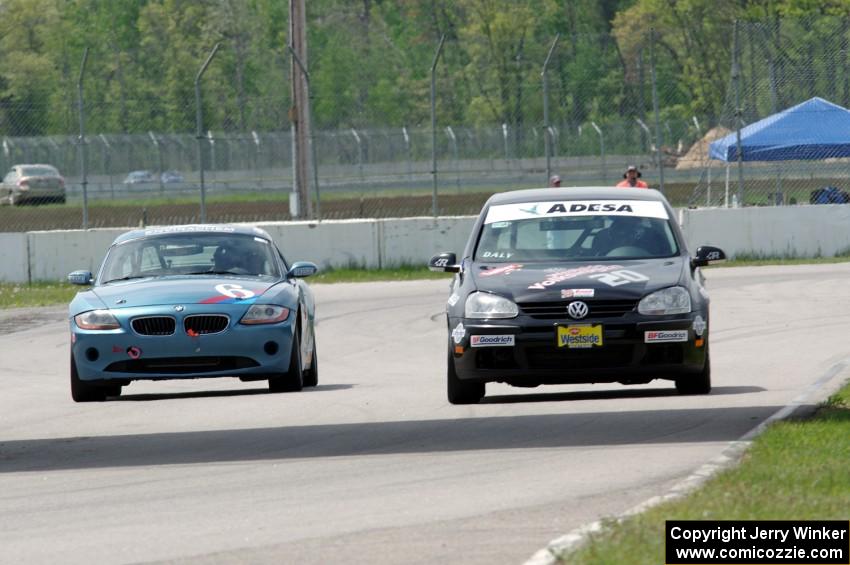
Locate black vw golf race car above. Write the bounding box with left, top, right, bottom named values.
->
left=429, top=187, right=726, bottom=404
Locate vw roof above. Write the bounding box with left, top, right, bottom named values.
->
left=485, top=187, right=667, bottom=206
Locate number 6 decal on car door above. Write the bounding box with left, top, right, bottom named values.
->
left=588, top=269, right=649, bottom=287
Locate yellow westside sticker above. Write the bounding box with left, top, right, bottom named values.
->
left=558, top=324, right=603, bottom=348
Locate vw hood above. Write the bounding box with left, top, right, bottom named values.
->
left=470, top=258, right=685, bottom=302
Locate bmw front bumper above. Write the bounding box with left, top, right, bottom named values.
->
left=71, top=305, right=295, bottom=382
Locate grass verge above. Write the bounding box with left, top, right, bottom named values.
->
left=311, top=265, right=451, bottom=284
left=0, top=282, right=78, bottom=309
left=558, top=382, right=850, bottom=564
left=2, top=255, right=850, bottom=309
left=0, top=267, right=452, bottom=309
left=707, top=250, right=850, bottom=268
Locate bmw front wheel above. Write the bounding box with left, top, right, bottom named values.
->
left=269, top=323, right=304, bottom=393
left=302, top=340, right=318, bottom=387
left=70, top=354, right=108, bottom=402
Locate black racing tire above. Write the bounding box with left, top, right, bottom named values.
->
left=302, top=338, right=318, bottom=387
left=447, top=347, right=484, bottom=405
left=269, top=322, right=304, bottom=393
left=676, top=351, right=711, bottom=395
left=70, top=354, right=108, bottom=402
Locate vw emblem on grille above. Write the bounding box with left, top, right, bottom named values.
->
left=567, top=301, right=589, bottom=320
left=174, top=305, right=185, bottom=312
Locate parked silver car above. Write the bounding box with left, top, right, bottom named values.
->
left=160, top=170, right=184, bottom=184
left=123, top=170, right=157, bottom=185
left=1, top=164, right=66, bottom=205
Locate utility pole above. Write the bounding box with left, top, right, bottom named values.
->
left=195, top=43, right=220, bottom=223
left=289, top=0, right=312, bottom=219
left=541, top=34, right=560, bottom=186
left=650, top=29, right=665, bottom=194
left=77, top=47, right=89, bottom=229
left=430, top=34, right=445, bottom=217
left=733, top=20, right=745, bottom=207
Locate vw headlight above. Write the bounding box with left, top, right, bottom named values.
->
left=638, top=286, right=691, bottom=315
left=464, top=292, right=518, bottom=319
left=240, top=305, right=290, bottom=325
left=74, top=310, right=120, bottom=330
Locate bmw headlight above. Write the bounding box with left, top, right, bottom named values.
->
left=240, top=305, right=290, bottom=325
left=638, top=286, right=691, bottom=315
left=74, top=310, right=120, bottom=330
left=464, top=292, right=518, bottom=319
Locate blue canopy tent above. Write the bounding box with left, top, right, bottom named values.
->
left=710, top=97, right=850, bottom=162
left=708, top=97, right=850, bottom=205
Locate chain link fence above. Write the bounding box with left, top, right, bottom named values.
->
left=686, top=17, right=850, bottom=208
left=0, top=14, right=846, bottom=232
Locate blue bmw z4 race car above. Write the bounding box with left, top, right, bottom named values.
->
left=429, top=187, right=727, bottom=404
left=68, top=224, right=319, bottom=402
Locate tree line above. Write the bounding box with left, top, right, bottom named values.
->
left=0, top=0, right=847, bottom=138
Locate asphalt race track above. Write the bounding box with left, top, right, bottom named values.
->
left=2, top=264, right=849, bottom=565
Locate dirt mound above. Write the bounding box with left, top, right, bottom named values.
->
left=676, top=126, right=731, bottom=170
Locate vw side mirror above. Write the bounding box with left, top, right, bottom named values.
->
left=428, top=252, right=460, bottom=273
left=692, top=246, right=726, bottom=268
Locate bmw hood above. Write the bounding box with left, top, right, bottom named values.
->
left=470, top=258, right=685, bottom=303
left=91, top=277, right=278, bottom=309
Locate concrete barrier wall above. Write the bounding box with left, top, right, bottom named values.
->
left=3, top=218, right=476, bottom=282
left=3, top=205, right=850, bottom=283
left=27, top=229, right=126, bottom=281
left=0, top=233, right=29, bottom=282
left=379, top=216, right=475, bottom=267
left=681, top=204, right=850, bottom=258
left=256, top=220, right=380, bottom=269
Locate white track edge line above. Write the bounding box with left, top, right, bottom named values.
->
left=523, top=360, right=850, bottom=565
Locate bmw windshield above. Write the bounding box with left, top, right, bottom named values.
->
left=99, top=233, right=281, bottom=283
left=474, top=199, right=680, bottom=263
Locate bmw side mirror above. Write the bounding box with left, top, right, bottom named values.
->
left=429, top=252, right=460, bottom=273
left=68, top=270, right=93, bottom=285
left=287, top=261, right=318, bottom=279
left=692, top=246, right=726, bottom=268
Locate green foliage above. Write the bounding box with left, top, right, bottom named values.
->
left=0, top=0, right=63, bottom=135
left=0, top=268, right=451, bottom=309
left=561, top=381, right=850, bottom=564
left=0, top=253, right=847, bottom=309
left=0, top=282, right=77, bottom=308
left=0, top=0, right=844, bottom=138
left=312, top=265, right=451, bottom=284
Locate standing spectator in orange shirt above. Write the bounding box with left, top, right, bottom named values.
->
left=616, top=165, right=648, bottom=188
